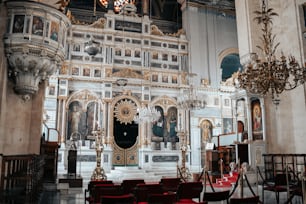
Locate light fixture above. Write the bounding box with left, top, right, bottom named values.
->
left=177, top=75, right=206, bottom=110
left=236, top=0, right=306, bottom=105
left=133, top=105, right=161, bottom=124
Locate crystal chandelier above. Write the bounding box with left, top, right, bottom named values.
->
left=236, top=0, right=306, bottom=105
left=133, top=105, right=161, bottom=124
left=177, top=84, right=206, bottom=110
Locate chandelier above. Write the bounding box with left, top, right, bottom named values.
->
left=177, top=84, right=206, bottom=110
left=236, top=0, right=306, bottom=105
left=133, top=105, right=161, bottom=124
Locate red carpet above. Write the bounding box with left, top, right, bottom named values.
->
left=206, top=172, right=239, bottom=188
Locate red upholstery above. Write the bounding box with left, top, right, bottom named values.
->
left=121, top=179, right=145, bottom=194
left=134, top=183, right=164, bottom=203
left=159, top=177, right=181, bottom=192
left=101, top=194, right=136, bottom=204
left=85, top=180, right=114, bottom=203
left=176, top=182, right=203, bottom=203
left=92, top=184, right=123, bottom=203
left=202, top=190, right=230, bottom=204
left=175, top=199, right=207, bottom=204
left=230, top=196, right=259, bottom=204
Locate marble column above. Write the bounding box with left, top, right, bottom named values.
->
left=245, top=98, right=253, bottom=141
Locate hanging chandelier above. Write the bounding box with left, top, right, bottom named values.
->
left=177, top=74, right=206, bottom=110
left=236, top=0, right=306, bottom=105
left=133, top=105, right=161, bottom=124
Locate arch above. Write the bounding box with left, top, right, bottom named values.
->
left=109, top=93, right=141, bottom=145
left=218, top=48, right=242, bottom=82
left=66, top=89, right=103, bottom=142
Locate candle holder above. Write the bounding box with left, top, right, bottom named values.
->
left=177, top=130, right=191, bottom=181
left=91, top=128, right=107, bottom=180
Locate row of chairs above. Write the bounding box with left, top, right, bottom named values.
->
left=85, top=178, right=260, bottom=204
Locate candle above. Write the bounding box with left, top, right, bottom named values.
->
left=93, top=101, right=96, bottom=131
left=97, top=102, right=100, bottom=128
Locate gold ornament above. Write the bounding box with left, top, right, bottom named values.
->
left=114, top=99, right=137, bottom=124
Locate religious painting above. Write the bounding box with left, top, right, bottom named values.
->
left=13, top=15, right=24, bottom=33
left=162, top=75, right=168, bottom=83
left=48, top=86, right=55, bottom=96
left=251, top=99, right=263, bottom=140
left=67, top=101, right=83, bottom=141
left=94, top=69, right=101, bottom=77
left=152, top=52, right=158, bottom=60
left=32, top=16, right=44, bottom=36
left=152, top=106, right=164, bottom=139
left=134, top=50, right=140, bottom=58
left=115, top=48, right=121, bottom=56
left=200, top=120, right=212, bottom=142
left=72, top=67, right=79, bottom=75
left=83, top=68, right=90, bottom=77
left=125, top=49, right=131, bottom=57
left=223, top=118, right=233, bottom=134
left=172, top=76, right=177, bottom=84
left=166, top=107, right=178, bottom=149
left=50, top=21, right=59, bottom=41
left=152, top=74, right=158, bottom=82
left=172, top=55, right=177, bottom=62
left=85, top=101, right=100, bottom=138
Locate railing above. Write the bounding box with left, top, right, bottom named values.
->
left=0, top=154, right=44, bottom=203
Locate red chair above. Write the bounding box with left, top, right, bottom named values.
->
left=229, top=196, right=259, bottom=204
left=159, top=177, right=181, bottom=192
left=85, top=181, right=114, bottom=203
left=176, top=182, right=203, bottom=203
left=92, top=184, right=123, bottom=204
left=101, top=194, right=136, bottom=204
left=202, top=190, right=230, bottom=204
left=121, top=179, right=145, bottom=194
left=134, top=183, right=164, bottom=203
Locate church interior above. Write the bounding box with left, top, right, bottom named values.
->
left=0, top=0, right=306, bottom=203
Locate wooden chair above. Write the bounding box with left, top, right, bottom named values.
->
left=176, top=182, right=203, bottom=203
left=202, top=190, right=230, bottom=204
left=159, top=177, right=181, bottom=192
left=230, top=196, right=259, bottom=204
left=101, top=194, right=136, bottom=204
left=121, top=179, right=145, bottom=194
left=134, top=183, right=164, bottom=203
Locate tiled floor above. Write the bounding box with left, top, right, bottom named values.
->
left=38, top=182, right=304, bottom=204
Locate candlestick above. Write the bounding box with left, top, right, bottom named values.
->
left=93, top=101, right=96, bottom=131
left=91, top=128, right=107, bottom=180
